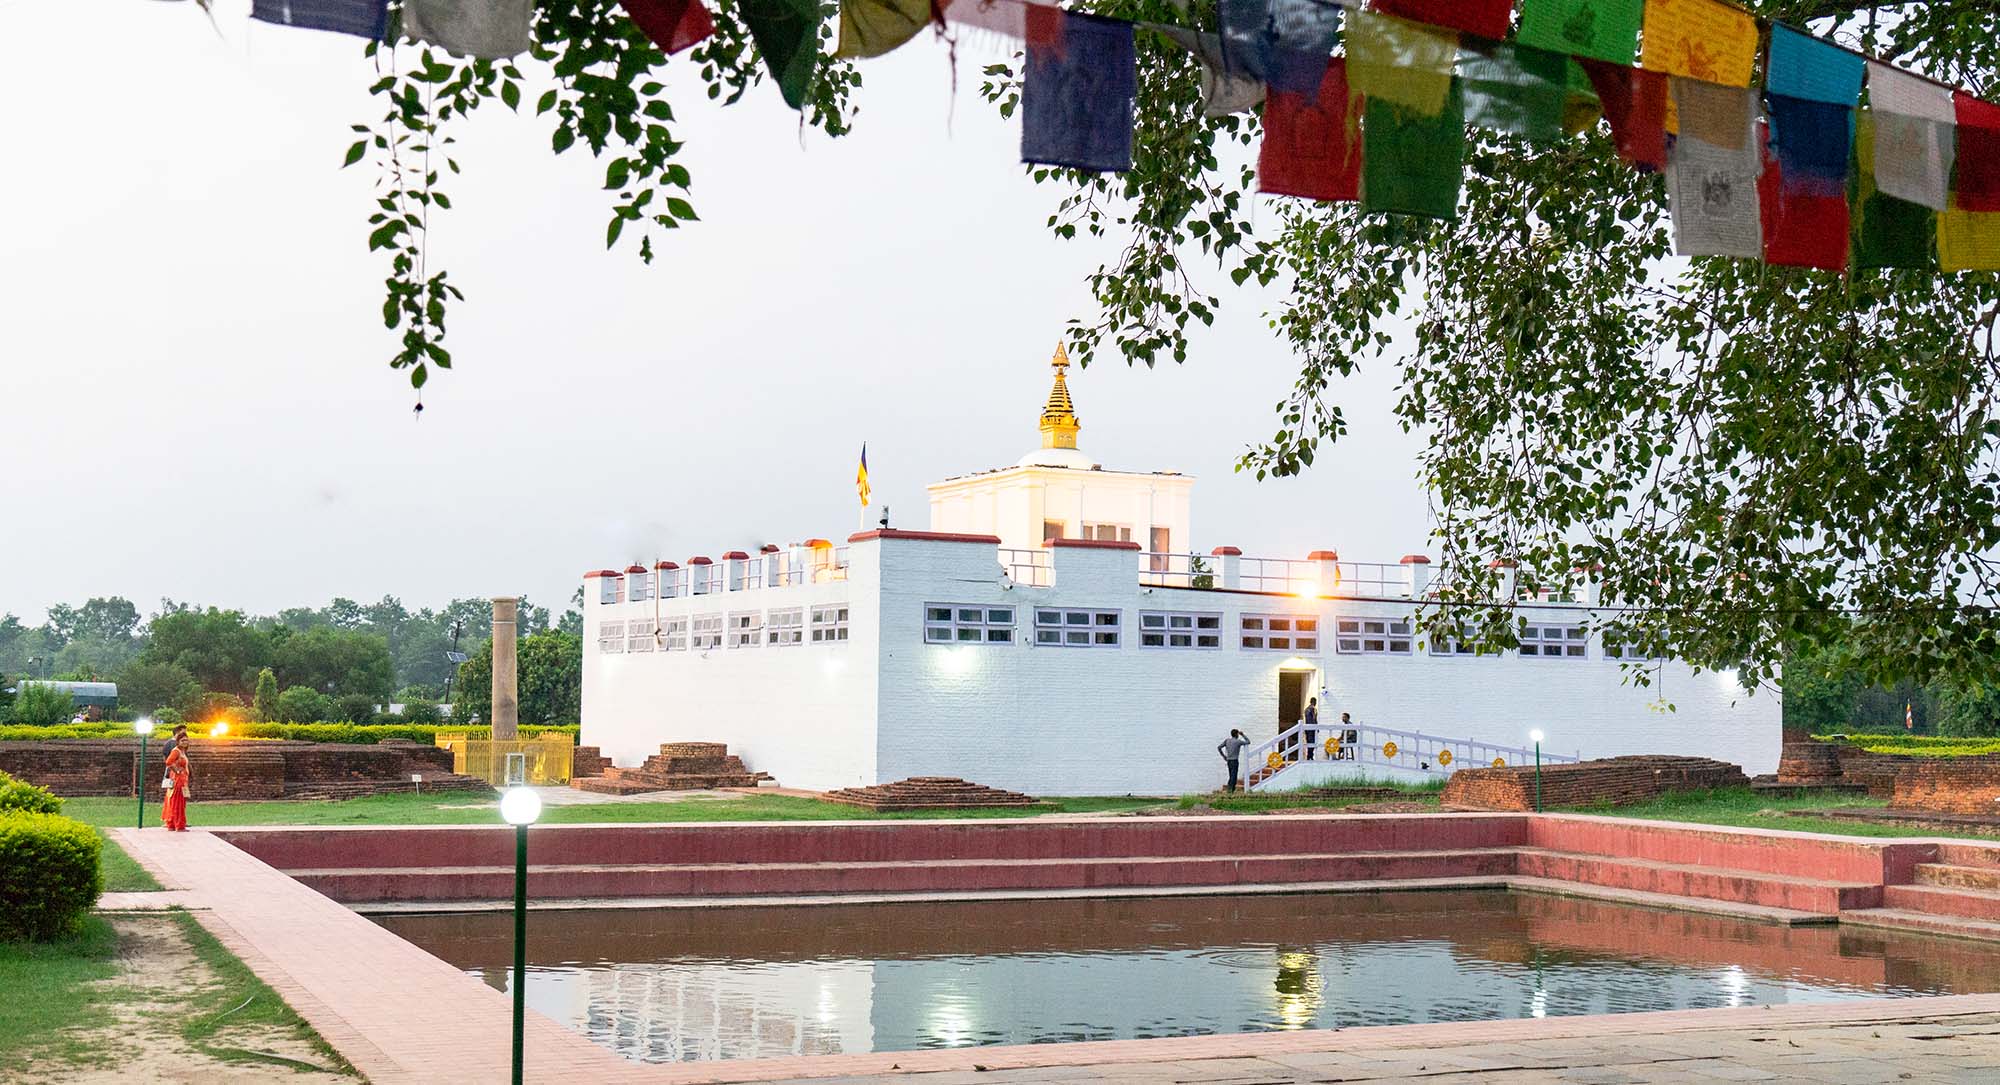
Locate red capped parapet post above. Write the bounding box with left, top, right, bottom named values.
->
left=1309, top=550, right=1341, bottom=596
left=654, top=560, right=680, bottom=599
left=686, top=556, right=713, bottom=595
left=1211, top=546, right=1242, bottom=590
left=722, top=551, right=751, bottom=592
left=1400, top=554, right=1432, bottom=598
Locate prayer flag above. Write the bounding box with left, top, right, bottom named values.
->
left=937, top=0, right=1042, bottom=40
left=1022, top=12, right=1137, bottom=174
left=250, top=0, right=387, bottom=38
left=856, top=444, right=871, bottom=507
left=1639, top=0, right=1757, bottom=87
left=403, top=0, right=532, bottom=58
left=1765, top=93, right=1854, bottom=199
left=621, top=0, right=714, bottom=55
left=1258, top=58, right=1362, bottom=202
left=1562, top=60, right=1605, bottom=136
left=1362, top=78, right=1466, bottom=220
left=1667, top=79, right=1762, bottom=257
left=1516, top=0, right=1642, bottom=65
left=1907, top=703, right=1915, bottom=731
left=1765, top=24, right=1864, bottom=106
left=1372, top=0, right=1511, bottom=39
left=1867, top=63, right=1954, bottom=211
left=740, top=0, right=823, bottom=109
left=1759, top=121, right=1848, bottom=271
left=1161, top=29, right=1265, bottom=118
left=1580, top=60, right=1667, bottom=171
left=1939, top=211, right=2000, bottom=270
left=1953, top=93, right=2000, bottom=213
left=1218, top=0, right=1342, bottom=97
left=1348, top=11, right=1458, bottom=117
left=836, top=0, right=932, bottom=58
left=1851, top=113, right=1937, bottom=270
left=1459, top=38, right=1568, bottom=143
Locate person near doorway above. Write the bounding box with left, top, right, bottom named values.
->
left=1337, top=711, right=1357, bottom=760
left=1217, top=729, right=1249, bottom=792
left=1304, top=697, right=1320, bottom=730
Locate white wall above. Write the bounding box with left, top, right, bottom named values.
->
left=928, top=467, right=1194, bottom=555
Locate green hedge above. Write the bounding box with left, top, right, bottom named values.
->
left=1812, top=733, right=2000, bottom=758
left=0, top=723, right=580, bottom=745
left=0, top=771, right=63, bottom=815
left=0, top=812, right=102, bottom=941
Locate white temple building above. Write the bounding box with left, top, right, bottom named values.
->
left=578, top=348, right=1780, bottom=795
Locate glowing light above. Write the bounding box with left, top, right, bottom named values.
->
left=210, top=722, right=230, bottom=738
left=1287, top=578, right=1317, bottom=597
left=936, top=648, right=976, bottom=674
left=1529, top=729, right=1545, bottom=744
left=1279, top=657, right=1313, bottom=672
left=500, top=786, right=543, bottom=826
left=1529, top=987, right=1548, bottom=1019
left=134, top=717, right=155, bottom=736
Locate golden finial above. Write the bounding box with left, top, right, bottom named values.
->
left=1039, top=341, right=1080, bottom=450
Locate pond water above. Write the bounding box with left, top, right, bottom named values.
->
left=374, top=890, right=2000, bottom=1065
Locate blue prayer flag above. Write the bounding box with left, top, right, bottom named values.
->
left=250, top=0, right=388, bottom=38
left=1219, top=0, right=1342, bottom=96
left=1766, top=92, right=1854, bottom=198
left=1766, top=25, right=1864, bottom=106
left=1022, top=13, right=1137, bottom=174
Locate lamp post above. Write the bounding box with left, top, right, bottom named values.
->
left=499, top=786, right=542, bottom=1085
left=1529, top=729, right=1545, bottom=813
left=134, top=718, right=155, bottom=829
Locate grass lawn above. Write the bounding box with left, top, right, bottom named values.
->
left=0, top=915, right=123, bottom=1072
left=1566, top=786, right=2000, bottom=840
left=96, top=828, right=164, bottom=892
left=59, top=791, right=1165, bottom=830
left=170, top=910, right=353, bottom=1073
left=1177, top=778, right=1444, bottom=814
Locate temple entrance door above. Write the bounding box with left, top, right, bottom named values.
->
left=1277, top=671, right=1310, bottom=731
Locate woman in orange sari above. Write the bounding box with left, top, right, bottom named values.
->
left=162, top=740, right=191, bottom=831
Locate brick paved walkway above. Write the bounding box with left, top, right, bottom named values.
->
left=111, top=826, right=2000, bottom=1085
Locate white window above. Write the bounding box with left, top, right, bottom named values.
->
left=598, top=578, right=621, bottom=605
left=1035, top=608, right=1120, bottom=647
left=1138, top=611, right=1222, bottom=649
left=925, top=604, right=1015, bottom=645
left=1334, top=616, right=1413, bottom=655
left=626, top=621, right=656, bottom=652
left=597, top=620, right=625, bottom=654
left=810, top=604, right=849, bottom=643
left=1429, top=626, right=1483, bottom=656
left=727, top=611, right=764, bottom=648
left=1081, top=523, right=1133, bottom=543
left=691, top=564, right=722, bottom=594
left=627, top=571, right=652, bottom=603
left=767, top=607, right=804, bottom=646
left=1520, top=622, right=1588, bottom=658
left=1603, top=634, right=1661, bottom=661
left=1241, top=613, right=1318, bottom=652
left=690, top=614, right=723, bottom=650
left=661, top=617, right=688, bottom=652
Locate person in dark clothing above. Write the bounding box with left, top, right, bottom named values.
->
left=1217, top=729, right=1249, bottom=792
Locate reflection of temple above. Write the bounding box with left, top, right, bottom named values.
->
left=522, top=963, right=872, bottom=1063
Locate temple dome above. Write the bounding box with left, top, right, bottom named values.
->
left=1016, top=446, right=1100, bottom=469
left=1017, top=341, right=1098, bottom=468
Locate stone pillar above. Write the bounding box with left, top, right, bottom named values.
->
left=1400, top=554, right=1432, bottom=598
left=1211, top=546, right=1242, bottom=590
left=490, top=597, right=519, bottom=740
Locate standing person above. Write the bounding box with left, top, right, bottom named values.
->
left=162, top=738, right=191, bottom=832
left=1217, top=729, right=1249, bottom=792
left=1304, top=697, right=1320, bottom=731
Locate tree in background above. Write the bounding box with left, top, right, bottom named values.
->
left=273, top=686, right=336, bottom=724
left=189, top=692, right=249, bottom=727
left=8, top=684, right=75, bottom=727
left=1931, top=680, right=2000, bottom=738
left=271, top=626, right=394, bottom=701
left=452, top=630, right=582, bottom=726
left=400, top=700, right=443, bottom=725
left=333, top=693, right=381, bottom=726
left=141, top=608, right=270, bottom=698
left=117, top=660, right=202, bottom=718
left=252, top=667, right=280, bottom=721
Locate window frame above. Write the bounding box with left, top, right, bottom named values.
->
left=1333, top=616, right=1414, bottom=656
left=1240, top=613, right=1319, bottom=652
left=726, top=611, right=764, bottom=649
left=766, top=607, right=804, bottom=647
left=1137, top=610, right=1223, bottom=650
left=810, top=604, right=850, bottom=643
left=660, top=616, right=688, bottom=652
left=1034, top=608, right=1121, bottom=648
left=1519, top=621, right=1589, bottom=659
left=689, top=613, right=723, bottom=650
left=596, top=620, right=625, bottom=654
left=924, top=603, right=1016, bottom=645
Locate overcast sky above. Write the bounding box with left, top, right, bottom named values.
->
left=1, top=0, right=1429, bottom=625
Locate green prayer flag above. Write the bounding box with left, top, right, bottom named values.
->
left=1460, top=40, right=1568, bottom=143
left=1517, top=0, right=1643, bottom=65
left=835, top=0, right=928, bottom=59
left=1363, top=78, right=1466, bottom=220
left=741, top=0, right=823, bottom=109
left=1852, top=114, right=1937, bottom=270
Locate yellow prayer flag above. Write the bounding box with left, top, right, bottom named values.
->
left=856, top=443, right=872, bottom=507
left=1639, top=0, right=1758, bottom=87
left=1939, top=210, right=2000, bottom=272
left=835, top=0, right=931, bottom=59
left=1347, top=11, right=1459, bottom=117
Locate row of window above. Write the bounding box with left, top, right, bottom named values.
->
left=599, top=604, right=850, bottom=653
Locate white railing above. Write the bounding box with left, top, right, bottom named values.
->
left=999, top=548, right=1053, bottom=587
left=1137, top=552, right=1218, bottom=589
left=1329, top=562, right=1406, bottom=597
left=1239, top=556, right=1321, bottom=594
left=1244, top=720, right=1581, bottom=790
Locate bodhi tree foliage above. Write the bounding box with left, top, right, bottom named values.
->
left=352, top=0, right=1998, bottom=691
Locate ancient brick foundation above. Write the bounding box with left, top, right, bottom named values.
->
left=0, top=739, right=491, bottom=800
left=570, top=741, right=769, bottom=794
left=571, top=745, right=611, bottom=779
left=1777, top=739, right=1975, bottom=803
left=1889, top=754, right=2000, bottom=816
left=822, top=777, right=1039, bottom=811
left=1440, top=756, right=1749, bottom=812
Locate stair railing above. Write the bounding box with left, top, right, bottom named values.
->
left=1246, top=722, right=1583, bottom=791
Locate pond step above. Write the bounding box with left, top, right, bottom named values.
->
left=1880, top=883, right=2000, bottom=923
left=1838, top=907, right=2000, bottom=940
left=1513, top=848, right=1880, bottom=915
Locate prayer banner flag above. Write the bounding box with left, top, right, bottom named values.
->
left=1517, top=0, right=1641, bottom=65
left=1372, top=0, right=1511, bottom=39
left=1766, top=93, right=1854, bottom=199
left=937, top=0, right=1043, bottom=40
left=621, top=0, right=714, bottom=55
left=837, top=0, right=931, bottom=58
left=403, top=0, right=532, bottom=58
left=1851, top=114, right=1936, bottom=270
left=1348, top=11, right=1458, bottom=117
left=1459, top=39, right=1569, bottom=143
left=1161, top=29, right=1266, bottom=117
left=1581, top=60, right=1667, bottom=171
left=250, top=0, right=387, bottom=38
left=1022, top=12, right=1137, bottom=173
left=1362, top=78, right=1466, bottom=220
left=1258, top=58, right=1362, bottom=202
left=1867, top=63, right=1954, bottom=211
left=1219, top=0, right=1342, bottom=96
left=1667, top=80, right=1762, bottom=257
left=740, top=0, right=823, bottom=109
left=1766, top=24, right=1864, bottom=106
left=1953, top=93, right=2000, bottom=213
left=1938, top=210, right=2000, bottom=271
left=1639, top=0, right=1757, bottom=87
left=857, top=444, right=871, bottom=507
left=1760, top=123, right=1849, bottom=271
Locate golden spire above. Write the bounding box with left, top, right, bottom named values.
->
left=1039, top=342, right=1081, bottom=450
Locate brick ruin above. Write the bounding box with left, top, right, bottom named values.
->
left=822, top=777, right=1040, bottom=811
left=1440, top=756, right=1749, bottom=812
left=1777, top=740, right=2000, bottom=817
left=569, top=742, right=770, bottom=794
left=0, top=739, right=492, bottom=800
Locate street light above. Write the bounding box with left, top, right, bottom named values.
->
left=134, top=718, right=155, bottom=829
left=499, top=786, right=542, bottom=1085
left=1528, top=729, right=1546, bottom=813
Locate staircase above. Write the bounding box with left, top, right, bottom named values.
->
left=569, top=742, right=770, bottom=795
left=1846, top=841, right=2000, bottom=938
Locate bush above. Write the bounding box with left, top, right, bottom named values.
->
left=0, top=812, right=102, bottom=941
left=333, top=693, right=380, bottom=727
left=0, top=771, right=63, bottom=815
left=0, top=721, right=579, bottom=745
left=272, top=686, right=335, bottom=724
left=399, top=701, right=443, bottom=725
left=9, top=685, right=77, bottom=728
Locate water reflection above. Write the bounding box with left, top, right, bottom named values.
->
left=374, top=890, right=2000, bottom=1065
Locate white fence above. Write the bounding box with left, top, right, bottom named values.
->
left=1245, top=720, right=1581, bottom=790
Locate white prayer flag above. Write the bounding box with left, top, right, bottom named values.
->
left=1162, top=29, right=1267, bottom=118
left=1867, top=62, right=1956, bottom=210
left=403, top=0, right=534, bottom=59
left=1668, top=80, right=1763, bottom=258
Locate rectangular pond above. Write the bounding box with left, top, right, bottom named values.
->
left=374, top=890, right=2000, bottom=1065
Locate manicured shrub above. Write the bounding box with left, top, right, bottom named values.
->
left=0, top=812, right=102, bottom=941
left=0, top=722, right=579, bottom=744
left=0, top=771, right=63, bottom=815
left=9, top=684, right=77, bottom=727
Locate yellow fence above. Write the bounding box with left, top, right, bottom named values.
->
left=434, top=734, right=574, bottom=785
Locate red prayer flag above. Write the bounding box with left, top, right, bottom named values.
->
left=1581, top=60, right=1667, bottom=172
left=1759, top=124, right=1848, bottom=270
left=621, top=0, right=714, bottom=54
left=1025, top=3, right=1065, bottom=53
left=1954, top=92, right=2000, bottom=212
left=1258, top=58, right=1363, bottom=202
left=1372, top=0, right=1511, bottom=39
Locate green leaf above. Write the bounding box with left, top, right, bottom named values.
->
left=343, top=140, right=367, bottom=168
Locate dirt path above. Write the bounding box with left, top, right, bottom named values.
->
left=36, top=915, right=355, bottom=1084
